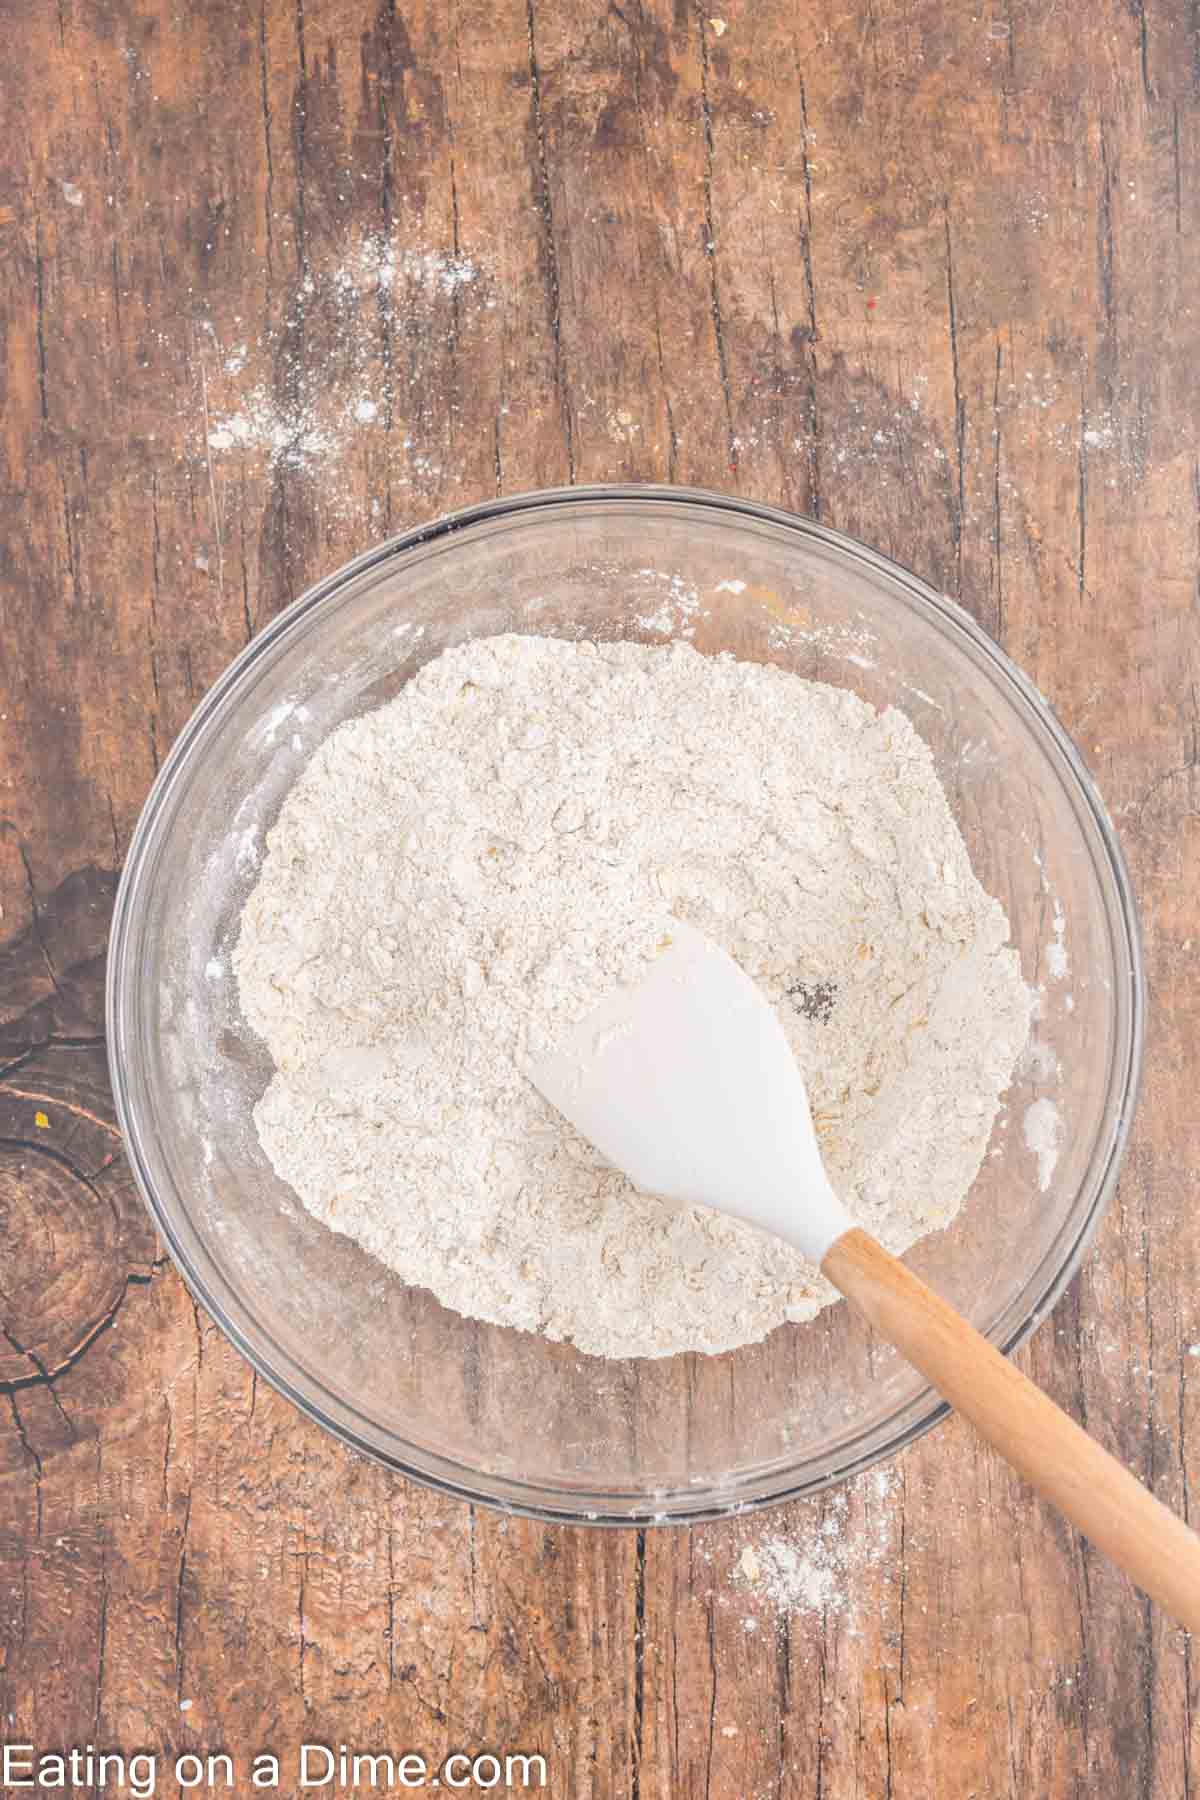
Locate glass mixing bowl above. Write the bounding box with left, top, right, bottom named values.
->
left=107, top=486, right=1143, bottom=1523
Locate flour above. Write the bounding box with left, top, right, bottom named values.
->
left=234, top=634, right=1033, bottom=1360
left=1023, top=1097, right=1063, bottom=1192
left=737, top=1538, right=839, bottom=1613
left=731, top=1466, right=899, bottom=1620
left=199, top=233, right=489, bottom=495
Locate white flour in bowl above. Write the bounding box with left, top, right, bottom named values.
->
left=233, top=634, right=1032, bottom=1359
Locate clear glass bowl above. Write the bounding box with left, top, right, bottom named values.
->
left=107, top=486, right=1143, bottom=1524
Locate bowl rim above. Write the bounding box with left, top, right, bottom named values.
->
left=106, top=482, right=1146, bottom=1525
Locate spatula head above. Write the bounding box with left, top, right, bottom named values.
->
left=528, top=922, right=850, bottom=1265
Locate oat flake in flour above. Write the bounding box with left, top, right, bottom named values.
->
left=234, top=634, right=1033, bottom=1360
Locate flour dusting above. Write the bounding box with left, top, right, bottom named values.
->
left=234, top=634, right=1033, bottom=1360
left=200, top=233, right=489, bottom=493
left=738, top=1538, right=839, bottom=1613
left=1023, top=1096, right=1063, bottom=1191
left=731, top=1466, right=898, bottom=1619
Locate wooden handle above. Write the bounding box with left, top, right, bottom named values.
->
left=821, top=1227, right=1200, bottom=1633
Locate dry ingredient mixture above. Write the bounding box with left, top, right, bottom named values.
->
left=234, top=634, right=1033, bottom=1360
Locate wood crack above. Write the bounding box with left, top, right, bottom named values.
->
left=992, top=336, right=1004, bottom=638
left=259, top=0, right=275, bottom=282
left=775, top=1605, right=790, bottom=1800
left=175, top=1479, right=193, bottom=1704
left=0, top=1261, right=165, bottom=1398
left=668, top=1608, right=681, bottom=1776
left=34, top=210, right=49, bottom=422
left=11, top=840, right=59, bottom=994
left=814, top=1615, right=826, bottom=1800
left=1140, top=1182, right=1156, bottom=1800
left=943, top=202, right=966, bottom=597
left=0, top=1047, right=38, bottom=1085
left=1141, top=1587, right=1156, bottom=1800
left=618, top=3, right=681, bottom=482
left=883, top=1666, right=895, bottom=1800
left=653, top=308, right=680, bottom=482
left=376, top=0, right=397, bottom=453
left=149, top=471, right=164, bottom=760
left=238, top=495, right=253, bottom=646
left=296, top=1531, right=311, bottom=1709
left=698, top=14, right=737, bottom=475
left=106, top=787, right=121, bottom=864
left=703, top=1594, right=718, bottom=1800
left=525, top=0, right=576, bottom=479
left=0, top=1083, right=117, bottom=1141
left=110, top=241, right=123, bottom=346
left=630, top=1528, right=646, bottom=1800
left=1077, top=386, right=1088, bottom=604
left=293, top=0, right=309, bottom=279
left=796, top=73, right=821, bottom=516
left=1066, top=1285, right=1094, bottom=1769
left=94, top=1528, right=109, bottom=1739
left=466, top=1503, right=482, bottom=1627
left=161, top=1395, right=173, bottom=1515
left=58, top=467, right=83, bottom=611
left=1178, top=1304, right=1193, bottom=1795
left=896, top=1467, right=908, bottom=1700
left=386, top=1502, right=397, bottom=1683
left=1098, top=123, right=1116, bottom=379
left=198, top=355, right=227, bottom=611
left=1135, top=0, right=1153, bottom=104
left=7, top=1392, right=44, bottom=1538
left=445, top=148, right=463, bottom=462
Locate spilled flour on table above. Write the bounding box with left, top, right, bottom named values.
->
left=738, top=1536, right=842, bottom=1614
left=721, top=1465, right=900, bottom=1622
left=197, top=232, right=493, bottom=499
left=234, top=634, right=1034, bottom=1360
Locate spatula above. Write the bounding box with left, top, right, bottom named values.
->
left=530, top=921, right=1200, bottom=1631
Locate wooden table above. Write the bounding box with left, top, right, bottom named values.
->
left=2, top=2, right=1198, bottom=1794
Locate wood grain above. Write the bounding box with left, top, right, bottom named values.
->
left=2, top=0, right=1199, bottom=1794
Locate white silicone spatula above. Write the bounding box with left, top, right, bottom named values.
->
left=530, top=921, right=1200, bottom=1631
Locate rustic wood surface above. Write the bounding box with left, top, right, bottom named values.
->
left=2, top=0, right=1199, bottom=1794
